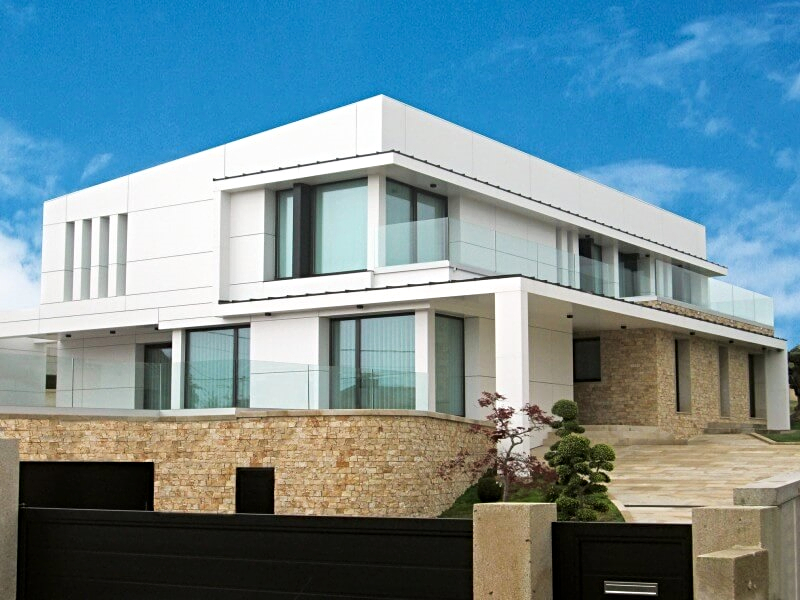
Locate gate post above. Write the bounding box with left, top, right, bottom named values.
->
left=0, top=438, right=19, bottom=600
left=473, top=502, right=557, bottom=600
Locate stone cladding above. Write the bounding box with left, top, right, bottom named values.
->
left=0, top=410, right=490, bottom=516
left=575, top=329, right=759, bottom=439
left=638, top=300, right=774, bottom=336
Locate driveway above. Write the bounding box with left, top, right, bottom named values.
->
left=608, top=434, right=800, bottom=523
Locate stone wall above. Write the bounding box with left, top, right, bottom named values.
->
left=575, top=329, right=759, bottom=439
left=0, top=410, right=490, bottom=517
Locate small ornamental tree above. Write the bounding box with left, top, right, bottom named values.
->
left=438, top=391, right=556, bottom=501
left=544, top=399, right=616, bottom=521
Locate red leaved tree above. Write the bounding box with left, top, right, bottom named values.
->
left=438, top=391, right=556, bottom=501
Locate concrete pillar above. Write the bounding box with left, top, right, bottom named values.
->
left=414, top=309, right=436, bottom=412
left=765, top=349, right=791, bottom=431
left=602, top=239, right=619, bottom=297
left=693, top=506, right=779, bottom=600
left=108, top=214, right=127, bottom=297
left=0, top=439, right=19, bottom=600
left=72, top=219, right=91, bottom=300
left=735, top=471, right=800, bottom=599
left=695, top=547, right=769, bottom=600
left=170, top=329, right=184, bottom=410
left=367, top=174, right=384, bottom=270
left=474, top=502, right=556, bottom=600
left=90, top=215, right=109, bottom=299
left=494, top=289, right=530, bottom=448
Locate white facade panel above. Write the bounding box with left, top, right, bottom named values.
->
left=126, top=200, right=215, bottom=262
left=224, top=105, right=358, bottom=177
left=229, top=188, right=267, bottom=237
left=66, top=177, right=128, bottom=222
left=404, top=105, right=474, bottom=176
left=43, top=195, right=67, bottom=225
left=355, top=96, right=384, bottom=155
left=473, top=134, right=531, bottom=198
left=128, top=147, right=224, bottom=212
left=40, top=223, right=69, bottom=273
left=126, top=253, right=215, bottom=295
left=229, top=234, right=266, bottom=285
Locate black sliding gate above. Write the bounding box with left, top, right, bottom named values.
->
left=552, top=522, right=693, bottom=599
left=17, top=507, right=473, bottom=600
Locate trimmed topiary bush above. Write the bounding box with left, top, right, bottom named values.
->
left=544, top=399, right=616, bottom=521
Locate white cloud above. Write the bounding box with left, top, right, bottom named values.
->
left=0, top=118, right=66, bottom=201
left=787, top=72, right=800, bottom=99
left=0, top=226, right=39, bottom=310
left=580, top=160, right=740, bottom=206
left=703, top=117, right=732, bottom=136
left=80, top=152, right=113, bottom=182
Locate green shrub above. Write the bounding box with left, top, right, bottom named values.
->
left=476, top=476, right=503, bottom=502
left=544, top=399, right=616, bottom=522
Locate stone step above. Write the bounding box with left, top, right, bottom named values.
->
left=540, top=425, right=680, bottom=448
left=704, top=422, right=767, bottom=434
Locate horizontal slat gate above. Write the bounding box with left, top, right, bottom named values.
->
left=18, top=508, right=472, bottom=600
left=552, top=522, right=693, bottom=599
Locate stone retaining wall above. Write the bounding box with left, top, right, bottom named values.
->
left=0, top=410, right=490, bottom=517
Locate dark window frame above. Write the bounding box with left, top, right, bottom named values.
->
left=183, top=325, right=250, bottom=409
left=573, top=337, right=601, bottom=383
left=385, top=178, right=448, bottom=265
left=274, top=178, right=370, bottom=280
left=143, top=342, right=172, bottom=410
left=329, top=312, right=415, bottom=409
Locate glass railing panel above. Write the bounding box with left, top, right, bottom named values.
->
left=378, top=218, right=449, bottom=267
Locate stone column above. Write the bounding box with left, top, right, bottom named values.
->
left=474, top=502, right=556, bottom=600
left=695, top=547, right=769, bottom=600
left=764, top=349, right=791, bottom=431
left=0, top=438, right=19, bottom=600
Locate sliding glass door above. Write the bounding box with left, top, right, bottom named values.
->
left=435, top=315, right=465, bottom=416
left=185, top=327, right=250, bottom=409
left=330, top=314, right=415, bottom=409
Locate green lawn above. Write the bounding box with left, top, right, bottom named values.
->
left=439, top=482, right=625, bottom=522
left=761, top=420, right=800, bottom=442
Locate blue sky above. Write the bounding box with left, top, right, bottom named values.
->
left=1, top=1, right=799, bottom=344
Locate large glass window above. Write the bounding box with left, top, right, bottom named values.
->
left=579, top=237, right=604, bottom=294
left=435, top=315, right=464, bottom=416
left=143, top=343, right=172, bottom=410
left=185, top=327, right=250, bottom=409
left=385, top=180, right=447, bottom=266
left=276, top=189, right=294, bottom=279
left=330, top=314, right=415, bottom=409
left=314, top=179, right=368, bottom=274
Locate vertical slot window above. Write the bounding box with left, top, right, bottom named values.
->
left=435, top=315, right=465, bottom=416
left=276, top=189, right=294, bottom=279
left=675, top=339, right=692, bottom=412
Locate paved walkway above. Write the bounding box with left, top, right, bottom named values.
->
left=607, top=434, right=800, bottom=523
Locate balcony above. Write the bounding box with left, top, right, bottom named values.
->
left=377, top=218, right=774, bottom=327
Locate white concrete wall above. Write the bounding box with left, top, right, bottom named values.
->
left=0, top=338, right=47, bottom=406
left=55, top=330, right=170, bottom=409
left=378, top=96, right=707, bottom=258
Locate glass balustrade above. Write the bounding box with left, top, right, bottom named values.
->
left=376, top=217, right=774, bottom=326
left=0, top=356, right=428, bottom=412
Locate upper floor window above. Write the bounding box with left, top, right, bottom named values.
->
left=384, top=180, right=447, bottom=266
left=275, top=179, right=367, bottom=279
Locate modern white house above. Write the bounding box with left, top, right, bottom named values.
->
left=0, top=96, right=790, bottom=515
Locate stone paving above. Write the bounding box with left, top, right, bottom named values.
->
left=607, top=434, right=800, bottom=523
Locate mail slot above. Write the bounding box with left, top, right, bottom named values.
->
left=604, top=581, right=659, bottom=596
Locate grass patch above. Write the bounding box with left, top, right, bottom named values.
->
left=439, top=483, right=624, bottom=522
left=761, top=420, right=800, bottom=442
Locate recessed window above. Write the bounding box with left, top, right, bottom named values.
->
left=274, top=179, right=368, bottom=279
left=573, top=338, right=601, bottom=382
left=185, top=327, right=250, bottom=409
left=675, top=339, right=691, bottom=412
left=330, top=314, right=415, bottom=409
left=579, top=238, right=604, bottom=294
left=143, top=343, right=172, bottom=410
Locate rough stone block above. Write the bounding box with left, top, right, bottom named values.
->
left=473, top=502, right=556, bottom=600
left=695, top=546, right=768, bottom=600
